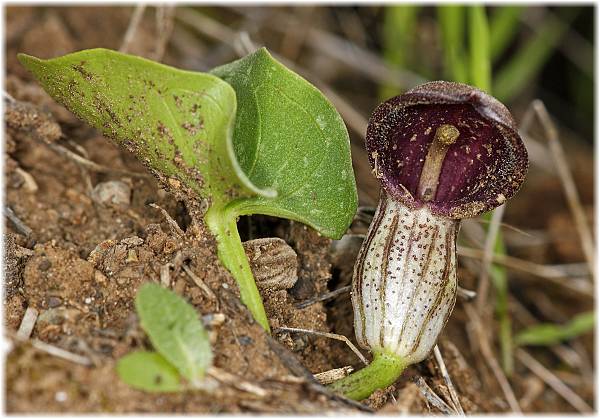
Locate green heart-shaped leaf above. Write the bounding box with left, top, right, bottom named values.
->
left=17, top=48, right=273, bottom=203
left=211, top=48, right=358, bottom=238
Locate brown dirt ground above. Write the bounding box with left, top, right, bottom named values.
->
left=4, top=6, right=595, bottom=414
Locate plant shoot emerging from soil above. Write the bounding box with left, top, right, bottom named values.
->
left=18, top=48, right=358, bottom=332
left=329, top=81, right=528, bottom=400
left=117, top=283, right=213, bottom=392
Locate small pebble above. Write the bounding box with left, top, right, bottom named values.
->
left=55, top=391, right=67, bottom=402
left=91, top=180, right=131, bottom=209
left=237, top=335, right=253, bottom=346
left=38, top=259, right=51, bottom=271
left=47, top=296, right=62, bottom=308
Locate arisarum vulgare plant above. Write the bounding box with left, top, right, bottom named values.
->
left=329, top=81, right=528, bottom=400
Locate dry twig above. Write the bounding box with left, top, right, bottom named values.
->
left=148, top=202, right=184, bottom=236
left=433, top=345, right=465, bottom=415
left=314, top=366, right=354, bottom=385
left=183, top=264, right=218, bottom=304
left=5, top=206, right=33, bottom=237
left=8, top=331, right=92, bottom=366
left=274, top=326, right=368, bottom=366
left=47, top=142, right=152, bottom=179
left=207, top=366, right=267, bottom=397
left=415, top=376, right=455, bottom=414
left=515, top=348, right=593, bottom=413
left=120, top=4, right=147, bottom=53
left=295, top=285, right=351, bottom=309
left=153, top=5, right=176, bottom=61
left=522, top=100, right=595, bottom=278
left=464, top=304, right=522, bottom=413
left=16, top=307, right=38, bottom=340
left=458, top=246, right=593, bottom=297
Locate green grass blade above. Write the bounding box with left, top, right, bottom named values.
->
left=380, top=5, right=420, bottom=100
left=466, top=6, right=513, bottom=374
left=515, top=312, right=595, bottom=346
left=468, top=5, right=491, bottom=92
left=438, top=5, right=469, bottom=84
left=493, top=9, right=579, bottom=102
left=489, top=6, right=523, bottom=61
left=485, top=213, right=514, bottom=375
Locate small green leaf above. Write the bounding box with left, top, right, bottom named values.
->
left=515, top=312, right=595, bottom=347
left=135, top=283, right=212, bottom=382
left=211, top=47, right=358, bottom=239
left=116, top=351, right=182, bottom=393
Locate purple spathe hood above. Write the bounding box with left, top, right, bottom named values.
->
left=366, top=81, right=528, bottom=219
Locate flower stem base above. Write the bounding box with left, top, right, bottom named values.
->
left=327, top=351, right=407, bottom=400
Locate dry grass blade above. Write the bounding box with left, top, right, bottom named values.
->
left=274, top=326, right=368, bottom=366
left=175, top=7, right=235, bottom=44
left=433, top=345, right=465, bottom=414
left=515, top=349, right=593, bottom=413
left=5, top=206, right=33, bottom=237
left=148, top=202, right=184, bottom=236
left=30, top=339, right=93, bottom=366
left=519, top=100, right=595, bottom=276
left=182, top=264, right=218, bottom=304
left=66, top=140, right=93, bottom=193
left=16, top=307, right=38, bottom=340
left=474, top=217, right=534, bottom=238
left=458, top=246, right=593, bottom=297
left=295, top=285, right=352, bottom=309
left=314, top=366, right=354, bottom=385
left=3, top=90, right=16, bottom=102
left=120, top=4, right=147, bottom=53
left=8, top=331, right=92, bottom=366
left=457, top=286, right=477, bottom=301
left=524, top=100, right=595, bottom=278
left=464, top=304, right=522, bottom=413
left=207, top=366, right=267, bottom=397
left=236, top=7, right=427, bottom=89
left=47, top=142, right=152, bottom=179
left=415, top=376, right=455, bottom=414
left=175, top=7, right=370, bottom=141
left=475, top=204, right=506, bottom=312
left=153, top=5, right=176, bottom=61
left=160, top=262, right=171, bottom=287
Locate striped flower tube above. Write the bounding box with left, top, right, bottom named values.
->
left=329, top=81, right=528, bottom=400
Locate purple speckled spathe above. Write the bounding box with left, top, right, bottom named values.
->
left=366, top=81, right=528, bottom=219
